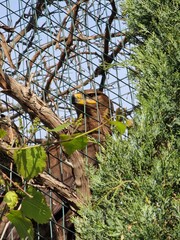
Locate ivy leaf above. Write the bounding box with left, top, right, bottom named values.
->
left=0, top=128, right=7, bottom=138
left=110, top=121, right=126, bottom=134
left=4, top=191, right=18, bottom=210
left=21, top=187, right=51, bottom=224
left=13, top=145, right=46, bottom=180
left=47, top=122, right=71, bottom=133
left=60, top=133, right=88, bottom=155
left=7, top=210, right=34, bottom=240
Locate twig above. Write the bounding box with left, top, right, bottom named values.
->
left=0, top=171, right=33, bottom=198
left=44, top=0, right=81, bottom=99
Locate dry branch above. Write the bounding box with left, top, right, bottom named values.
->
left=38, top=172, right=82, bottom=210
left=99, top=36, right=128, bottom=90
left=0, top=33, right=16, bottom=69
left=44, top=0, right=81, bottom=97
left=0, top=70, right=61, bottom=128
left=103, top=0, right=117, bottom=60
left=8, top=0, right=46, bottom=53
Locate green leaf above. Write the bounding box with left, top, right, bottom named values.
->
left=4, top=191, right=18, bottom=210
left=7, top=210, right=34, bottom=240
left=47, top=122, right=71, bottom=133
left=21, top=187, right=51, bottom=224
left=60, top=133, right=88, bottom=155
left=13, top=145, right=46, bottom=180
left=0, top=175, right=5, bottom=185
left=110, top=121, right=126, bottom=134
left=126, top=119, right=134, bottom=128
left=0, top=128, right=7, bottom=138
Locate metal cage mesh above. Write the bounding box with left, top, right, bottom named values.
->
left=0, top=0, right=136, bottom=239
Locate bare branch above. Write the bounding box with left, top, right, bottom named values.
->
left=103, top=0, right=117, bottom=60
left=8, top=0, right=46, bottom=53
left=38, top=172, right=83, bottom=210
left=44, top=0, right=82, bottom=98
left=98, top=36, right=128, bottom=91
left=0, top=33, right=16, bottom=69
left=0, top=70, right=62, bottom=128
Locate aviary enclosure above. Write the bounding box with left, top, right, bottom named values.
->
left=0, top=0, right=136, bottom=239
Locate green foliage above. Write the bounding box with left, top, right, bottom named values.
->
left=4, top=191, right=18, bottom=210
left=3, top=113, right=107, bottom=238
left=121, top=0, right=180, bottom=41
left=46, top=119, right=89, bottom=155
left=3, top=145, right=49, bottom=238
left=74, top=134, right=179, bottom=239
left=13, top=145, right=46, bottom=180
left=74, top=0, right=180, bottom=239
left=0, top=128, right=7, bottom=138
left=3, top=116, right=95, bottom=238
left=60, top=133, right=88, bottom=155
left=47, top=122, right=71, bottom=133
left=21, top=187, right=51, bottom=224
left=29, top=117, right=41, bottom=135
left=4, top=187, right=51, bottom=239
left=7, top=210, right=34, bottom=240
left=58, top=119, right=127, bottom=156
left=110, top=120, right=126, bottom=134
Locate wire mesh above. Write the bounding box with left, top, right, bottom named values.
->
left=0, top=0, right=136, bottom=239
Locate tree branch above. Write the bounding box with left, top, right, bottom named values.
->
left=44, top=0, right=81, bottom=99
left=0, top=70, right=62, bottom=128
left=38, top=172, right=82, bottom=210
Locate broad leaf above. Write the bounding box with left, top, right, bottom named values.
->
left=60, top=133, right=88, bottom=155
left=13, top=145, right=46, bottom=180
left=21, top=187, right=51, bottom=224
left=7, top=210, right=34, bottom=240
left=110, top=121, right=126, bottom=134
left=47, top=122, right=71, bottom=133
left=0, top=128, right=7, bottom=138
left=4, top=191, right=18, bottom=210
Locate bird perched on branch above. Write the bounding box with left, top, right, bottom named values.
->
left=48, top=89, right=113, bottom=188
left=48, top=89, right=113, bottom=239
